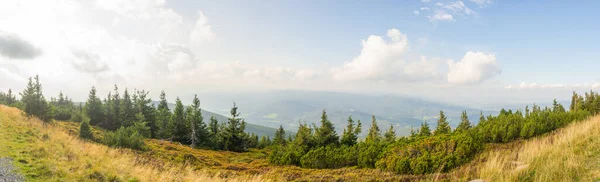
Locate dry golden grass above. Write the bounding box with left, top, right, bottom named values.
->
left=4, top=103, right=599, bottom=182
left=0, top=105, right=267, bottom=182
left=446, top=115, right=600, bottom=182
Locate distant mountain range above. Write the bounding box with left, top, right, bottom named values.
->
left=148, top=101, right=286, bottom=138
left=193, top=90, right=499, bottom=136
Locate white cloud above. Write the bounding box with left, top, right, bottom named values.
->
left=190, top=11, right=216, bottom=45
left=420, top=7, right=430, bottom=11
left=421, top=0, right=432, bottom=2
left=435, top=2, right=444, bottom=6
left=504, top=82, right=600, bottom=89
left=470, top=0, right=493, bottom=6
left=444, top=1, right=475, bottom=15
left=447, top=52, right=500, bottom=85
left=428, top=11, right=455, bottom=22
left=332, top=29, right=408, bottom=81
left=332, top=29, right=444, bottom=82
left=414, top=10, right=420, bottom=15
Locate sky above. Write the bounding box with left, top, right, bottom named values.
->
left=1, top=0, right=600, bottom=107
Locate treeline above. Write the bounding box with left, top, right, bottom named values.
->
left=0, top=75, right=271, bottom=152
left=267, top=94, right=594, bottom=175
left=1, top=75, right=599, bottom=175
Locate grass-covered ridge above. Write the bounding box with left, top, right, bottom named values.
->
left=0, top=105, right=265, bottom=182
left=2, top=103, right=600, bottom=181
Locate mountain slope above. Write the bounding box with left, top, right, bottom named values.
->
left=0, top=105, right=265, bottom=182
left=445, top=115, right=600, bottom=181
left=194, top=91, right=495, bottom=136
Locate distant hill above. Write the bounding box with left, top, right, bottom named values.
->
left=149, top=101, right=285, bottom=137
left=193, top=90, right=497, bottom=136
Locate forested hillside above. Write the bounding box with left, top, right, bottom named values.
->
left=1, top=75, right=599, bottom=181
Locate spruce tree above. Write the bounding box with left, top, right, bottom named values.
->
left=120, top=89, right=134, bottom=127
left=419, top=121, right=431, bottom=136
left=20, top=75, right=52, bottom=122
left=84, top=86, right=104, bottom=126
left=340, top=116, right=361, bottom=146
left=365, top=115, right=381, bottom=143
left=294, top=122, right=315, bottom=150
left=189, top=95, right=208, bottom=148
left=315, top=110, right=339, bottom=147
left=79, top=119, right=93, bottom=140
left=157, top=91, right=172, bottom=139
left=384, top=125, right=396, bottom=143
left=222, top=103, right=248, bottom=152
left=455, top=111, right=471, bottom=132
left=273, top=125, right=286, bottom=146
left=134, top=90, right=157, bottom=138
left=111, top=85, right=121, bottom=128
left=435, top=110, right=451, bottom=135
left=172, top=97, right=188, bottom=143
left=208, top=116, right=220, bottom=149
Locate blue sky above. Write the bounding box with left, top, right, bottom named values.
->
left=0, top=0, right=599, bottom=106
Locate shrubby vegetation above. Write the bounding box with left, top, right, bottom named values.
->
left=0, top=75, right=261, bottom=151
left=267, top=92, right=597, bottom=175
left=1, top=75, right=598, bottom=175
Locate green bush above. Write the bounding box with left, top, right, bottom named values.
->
left=79, top=119, right=93, bottom=140
left=300, top=145, right=357, bottom=169
left=103, top=126, right=146, bottom=150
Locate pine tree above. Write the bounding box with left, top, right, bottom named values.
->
left=365, top=115, right=381, bottom=143
left=435, top=110, right=451, bottom=135
left=294, top=122, right=315, bottom=150
left=157, top=91, right=173, bottom=139
left=340, top=116, right=361, bottom=146
left=222, top=103, right=249, bottom=152
left=189, top=95, right=208, bottom=148
left=455, top=111, right=471, bottom=132
left=120, top=89, right=134, bottom=127
left=273, top=125, right=286, bottom=146
left=384, top=125, right=396, bottom=143
left=208, top=116, right=220, bottom=149
left=419, top=121, right=431, bottom=136
left=20, top=75, right=52, bottom=122
left=84, top=86, right=104, bottom=126
left=79, top=119, right=93, bottom=140
left=111, top=85, right=121, bottom=128
left=172, top=97, right=188, bottom=143
left=315, top=110, right=339, bottom=147
left=134, top=90, right=157, bottom=138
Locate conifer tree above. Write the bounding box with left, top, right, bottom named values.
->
left=315, top=110, right=339, bottom=147
left=435, top=110, right=451, bottom=135
left=134, top=90, right=157, bottom=138
left=222, top=103, right=248, bottom=152
left=172, top=97, right=188, bottom=143
left=294, top=122, right=315, bottom=150
left=207, top=116, right=220, bottom=149
left=84, top=86, right=104, bottom=125
left=341, top=116, right=361, bottom=146
left=79, top=119, right=93, bottom=140
left=273, top=125, right=286, bottom=146
left=384, top=125, right=396, bottom=143
left=111, top=85, right=121, bottom=127
left=365, top=115, right=381, bottom=143
left=20, top=75, right=52, bottom=122
left=157, top=91, right=173, bottom=139
left=189, top=95, right=208, bottom=148
left=120, top=89, right=135, bottom=127
left=455, top=111, right=471, bottom=132
left=419, top=121, right=431, bottom=136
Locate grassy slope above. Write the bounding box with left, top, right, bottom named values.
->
left=2, top=104, right=600, bottom=181
left=0, top=105, right=264, bottom=182
left=444, top=115, right=600, bottom=182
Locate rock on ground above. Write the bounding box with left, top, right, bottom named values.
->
left=0, top=157, right=24, bottom=182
